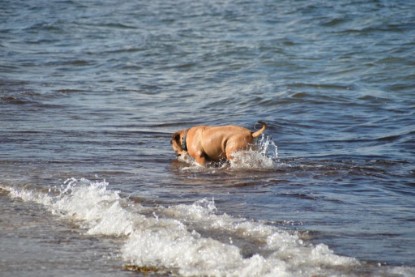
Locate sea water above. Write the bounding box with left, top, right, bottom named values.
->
left=1, top=0, right=414, bottom=276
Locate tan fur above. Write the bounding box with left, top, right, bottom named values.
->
left=171, top=122, right=267, bottom=166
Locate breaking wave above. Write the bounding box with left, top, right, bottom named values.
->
left=2, top=179, right=414, bottom=276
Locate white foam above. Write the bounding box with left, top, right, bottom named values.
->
left=230, top=149, right=276, bottom=169
left=158, top=199, right=359, bottom=275
left=8, top=178, right=135, bottom=236
left=4, top=179, right=412, bottom=276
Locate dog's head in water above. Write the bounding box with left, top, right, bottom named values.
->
left=171, top=130, right=187, bottom=159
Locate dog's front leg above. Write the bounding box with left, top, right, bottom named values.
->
left=194, top=151, right=207, bottom=166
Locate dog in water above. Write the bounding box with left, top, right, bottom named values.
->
left=171, top=122, right=267, bottom=166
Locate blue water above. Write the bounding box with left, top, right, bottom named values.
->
left=1, top=0, right=415, bottom=276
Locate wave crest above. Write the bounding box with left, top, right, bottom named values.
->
left=10, top=179, right=412, bottom=276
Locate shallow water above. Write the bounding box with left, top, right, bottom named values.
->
left=1, top=0, right=415, bottom=276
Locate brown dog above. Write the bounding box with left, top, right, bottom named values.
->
left=171, top=122, right=267, bottom=166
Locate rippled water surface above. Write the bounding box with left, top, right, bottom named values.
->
left=1, top=0, right=415, bottom=276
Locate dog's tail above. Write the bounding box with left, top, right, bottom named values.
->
left=252, top=121, right=267, bottom=138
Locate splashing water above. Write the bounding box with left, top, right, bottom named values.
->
left=230, top=135, right=278, bottom=170
left=258, top=134, right=279, bottom=159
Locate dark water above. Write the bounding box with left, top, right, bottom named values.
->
left=1, top=0, right=415, bottom=276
